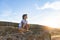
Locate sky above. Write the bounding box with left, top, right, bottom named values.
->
left=0, top=0, right=60, bottom=28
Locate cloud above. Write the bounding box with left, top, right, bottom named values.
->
left=35, top=1, right=60, bottom=10
left=32, top=1, right=60, bottom=27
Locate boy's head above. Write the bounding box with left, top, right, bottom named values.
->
left=22, top=14, right=27, bottom=19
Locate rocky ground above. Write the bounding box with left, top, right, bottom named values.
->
left=0, top=25, right=51, bottom=40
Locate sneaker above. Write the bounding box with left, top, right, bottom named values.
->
left=21, top=32, right=24, bottom=34
left=26, top=30, right=30, bottom=31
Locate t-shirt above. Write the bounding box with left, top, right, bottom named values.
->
left=18, top=19, right=27, bottom=29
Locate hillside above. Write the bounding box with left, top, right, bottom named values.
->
left=0, top=21, right=18, bottom=27
left=0, top=21, right=51, bottom=40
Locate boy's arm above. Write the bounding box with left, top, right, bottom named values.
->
left=22, top=24, right=26, bottom=28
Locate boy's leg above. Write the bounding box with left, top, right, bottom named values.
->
left=18, top=28, right=24, bottom=34
left=23, top=24, right=30, bottom=31
left=26, top=24, right=30, bottom=31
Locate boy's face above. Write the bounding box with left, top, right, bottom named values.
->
left=24, top=16, right=27, bottom=19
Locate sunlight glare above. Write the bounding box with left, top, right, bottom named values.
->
left=40, top=17, right=60, bottom=28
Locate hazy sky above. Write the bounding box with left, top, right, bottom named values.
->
left=0, top=0, right=60, bottom=27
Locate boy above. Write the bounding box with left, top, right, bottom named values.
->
left=18, top=14, right=30, bottom=34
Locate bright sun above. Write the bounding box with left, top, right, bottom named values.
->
left=40, top=17, right=60, bottom=28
